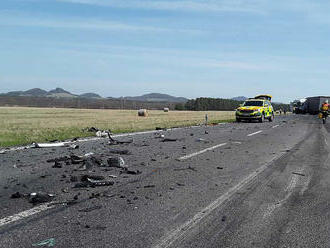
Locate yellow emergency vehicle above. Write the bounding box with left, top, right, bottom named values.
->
left=236, top=95, right=274, bottom=122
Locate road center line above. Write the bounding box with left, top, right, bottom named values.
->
left=154, top=154, right=285, bottom=248
left=0, top=202, right=56, bottom=228
left=247, top=130, right=263, bottom=137
left=177, top=143, right=227, bottom=161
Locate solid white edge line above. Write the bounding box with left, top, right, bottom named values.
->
left=153, top=153, right=285, bottom=248
left=247, top=130, right=263, bottom=137
left=178, top=143, right=227, bottom=161
left=0, top=202, right=56, bottom=228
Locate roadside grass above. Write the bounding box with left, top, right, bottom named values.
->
left=0, top=107, right=235, bottom=147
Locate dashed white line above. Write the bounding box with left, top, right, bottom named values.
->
left=272, top=125, right=280, bottom=129
left=247, top=130, right=263, bottom=137
left=154, top=154, right=285, bottom=248
left=0, top=202, right=56, bottom=228
left=178, top=143, right=227, bottom=161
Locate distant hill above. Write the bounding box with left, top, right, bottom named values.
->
left=123, top=93, right=188, bottom=103
left=46, top=88, right=76, bottom=98
left=80, top=93, right=102, bottom=98
left=231, top=96, right=248, bottom=101
left=1, top=88, right=188, bottom=102
left=24, top=88, right=48, bottom=96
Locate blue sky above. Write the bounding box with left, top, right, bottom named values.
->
left=1, top=0, right=330, bottom=103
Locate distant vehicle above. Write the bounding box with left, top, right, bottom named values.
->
left=291, top=99, right=307, bottom=114
left=305, top=96, right=330, bottom=115
left=236, top=95, right=274, bottom=123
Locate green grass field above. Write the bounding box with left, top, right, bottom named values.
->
left=0, top=107, right=235, bottom=147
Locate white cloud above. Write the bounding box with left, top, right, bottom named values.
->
left=1, top=13, right=202, bottom=34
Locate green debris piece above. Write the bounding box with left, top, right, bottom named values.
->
left=32, top=238, right=55, bottom=247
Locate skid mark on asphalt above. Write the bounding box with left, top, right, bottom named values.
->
left=177, top=143, right=227, bottom=161
left=154, top=153, right=285, bottom=248
left=263, top=168, right=308, bottom=219
left=247, top=130, right=263, bottom=137
left=0, top=202, right=56, bottom=228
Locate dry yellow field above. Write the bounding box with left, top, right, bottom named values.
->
left=0, top=107, right=235, bottom=147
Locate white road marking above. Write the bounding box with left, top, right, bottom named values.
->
left=247, top=130, right=263, bottom=137
left=177, top=143, right=227, bottom=161
left=154, top=154, right=284, bottom=248
left=272, top=125, right=280, bottom=128
left=0, top=202, right=56, bottom=228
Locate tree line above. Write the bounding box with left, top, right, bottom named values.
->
left=175, top=97, right=290, bottom=111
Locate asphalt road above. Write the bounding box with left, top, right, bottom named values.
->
left=0, top=114, right=328, bottom=247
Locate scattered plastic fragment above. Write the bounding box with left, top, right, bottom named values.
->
left=155, top=127, right=167, bottom=131
left=292, top=172, right=305, bottom=176
left=78, top=205, right=102, bottom=213
left=174, top=166, right=197, bottom=172
left=74, top=178, right=114, bottom=188
left=109, top=148, right=131, bottom=155
left=162, top=138, right=177, bottom=142
left=144, top=185, right=155, bottom=188
left=96, top=130, right=109, bottom=138
left=33, top=142, right=67, bottom=148
left=69, top=144, right=79, bottom=149
left=196, top=138, right=210, bottom=143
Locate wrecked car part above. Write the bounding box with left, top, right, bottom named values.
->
left=76, top=158, right=95, bottom=171
left=124, top=170, right=142, bottom=175
left=11, top=192, right=24, bottom=198
left=86, top=127, right=100, bottom=132
left=108, top=133, right=133, bottom=145
left=107, top=157, right=127, bottom=169
left=81, top=175, right=105, bottom=182
left=52, top=161, right=63, bottom=168
left=29, top=192, right=55, bottom=204
left=87, top=178, right=114, bottom=186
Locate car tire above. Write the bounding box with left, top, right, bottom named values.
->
left=259, top=114, right=264, bottom=123
left=236, top=118, right=241, bottom=123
